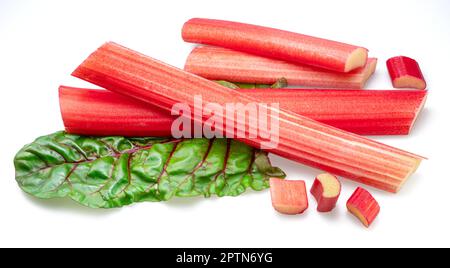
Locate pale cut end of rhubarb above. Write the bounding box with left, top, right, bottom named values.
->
left=361, top=58, right=378, bottom=87
left=395, top=157, right=422, bottom=192
left=408, top=92, right=428, bottom=135
left=347, top=205, right=370, bottom=227
left=393, top=76, right=426, bottom=90
left=391, top=152, right=425, bottom=193
left=316, top=173, right=340, bottom=198
left=270, top=178, right=308, bottom=215
left=345, top=48, right=368, bottom=72
left=346, top=187, right=380, bottom=227
left=395, top=149, right=425, bottom=192
left=310, top=173, right=341, bottom=212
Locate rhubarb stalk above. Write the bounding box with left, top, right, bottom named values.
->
left=182, top=18, right=368, bottom=72
left=72, top=42, right=424, bottom=193
left=60, top=86, right=427, bottom=136
left=185, top=46, right=377, bottom=88
left=387, top=56, right=426, bottom=90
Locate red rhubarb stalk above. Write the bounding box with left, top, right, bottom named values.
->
left=59, top=86, right=427, bottom=136
left=347, top=187, right=380, bottom=227
left=182, top=18, right=368, bottom=73
left=59, top=86, right=174, bottom=137
left=387, top=56, right=426, bottom=90
left=270, top=178, right=308, bottom=215
left=310, top=173, right=341, bottom=212
left=185, top=46, right=377, bottom=88
left=72, top=42, right=424, bottom=193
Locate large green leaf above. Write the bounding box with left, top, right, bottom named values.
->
left=14, top=132, right=285, bottom=208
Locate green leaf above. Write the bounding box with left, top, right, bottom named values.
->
left=270, top=78, right=288, bottom=88
left=234, top=78, right=288, bottom=89
left=215, top=80, right=240, bottom=89
left=14, top=131, right=285, bottom=208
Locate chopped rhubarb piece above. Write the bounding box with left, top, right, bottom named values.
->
left=72, top=42, right=424, bottom=193
left=347, top=187, right=380, bottom=227
left=387, top=56, right=426, bottom=89
left=185, top=46, right=377, bottom=88
left=310, top=173, right=341, bottom=212
left=269, top=178, right=308, bottom=215
left=182, top=18, right=368, bottom=72
left=59, top=87, right=427, bottom=136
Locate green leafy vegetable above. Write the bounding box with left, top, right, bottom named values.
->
left=234, top=78, right=288, bottom=89
left=270, top=77, right=288, bottom=88
left=215, top=80, right=240, bottom=89
left=14, top=132, right=285, bottom=208
left=216, top=78, right=288, bottom=89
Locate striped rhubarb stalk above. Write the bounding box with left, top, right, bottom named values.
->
left=72, top=42, right=424, bottom=193
left=185, top=46, right=377, bottom=88
left=59, top=86, right=427, bottom=136
left=182, top=18, right=368, bottom=72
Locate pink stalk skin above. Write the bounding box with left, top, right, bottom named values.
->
left=269, top=178, right=308, bottom=215
left=60, top=86, right=427, bottom=136
left=387, top=56, right=426, bottom=90
left=182, top=18, right=368, bottom=73
left=185, top=46, right=377, bottom=88
left=72, top=42, right=424, bottom=193
left=59, top=86, right=174, bottom=137
left=346, top=187, right=380, bottom=227
left=310, top=174, right=341, bottom=212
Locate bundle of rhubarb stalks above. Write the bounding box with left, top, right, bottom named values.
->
left=15, top=18, right=428, bottom=227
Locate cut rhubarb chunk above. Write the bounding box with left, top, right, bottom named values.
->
left=269, top=178, right=308, bottom=215
left=182, top=18, right=368, bottom=72
left=72, top=42, right=424, bottom=193
left=387, top=56, right=426, bottom=90
left=310, top=173, right=341, bottom=212
left=185, top=46, right=377, bottom=88
left=59, top=86, right=427, bottom=136
left=347, top=187, right=380, bottom=227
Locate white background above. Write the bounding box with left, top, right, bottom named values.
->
left=0, top=0, right=449, bottom=248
